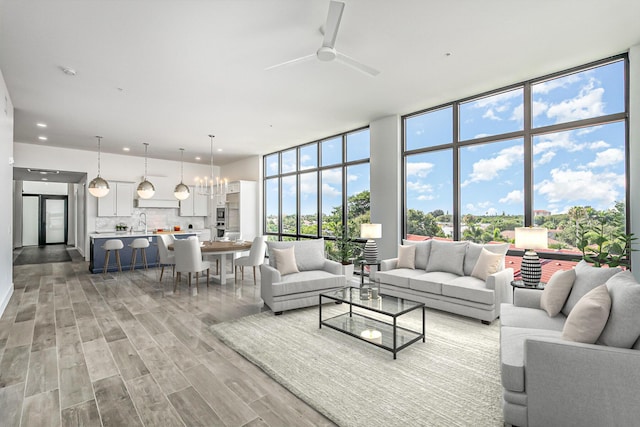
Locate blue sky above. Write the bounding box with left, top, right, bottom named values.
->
left=406, top=60, right=626, bottom=217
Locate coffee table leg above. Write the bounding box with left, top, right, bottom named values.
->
left=422, top=307, right=426, bottom=342
left=393, top=317, right=397, bottom=360
left=319, top=295, right=322, bottom=328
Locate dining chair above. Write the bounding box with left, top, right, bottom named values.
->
left=234, top=236, right=267, bottom=285
left=173, top=236, right=211, bottom=292
left=157, top=234, right=176, bottom=281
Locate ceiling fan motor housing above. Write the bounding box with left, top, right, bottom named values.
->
left=317, top=46, right=337, bottom=61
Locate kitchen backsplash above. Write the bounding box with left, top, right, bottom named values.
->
left=95, top=208, right=207, bottom=232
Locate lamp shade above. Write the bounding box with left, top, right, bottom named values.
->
left=88, top=176, right=110, bottom=198
left=360, top=223, right=382, bottom=239
left=137, top=180, right=155, bottom=199
left=174, top=183, right=190, bottom=200
left=514, top=227, right=548, bottom=250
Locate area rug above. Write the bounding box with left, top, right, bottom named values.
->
left=211, top=305, right=503, bottom=427
left=14, top=245, right=72, bottom=265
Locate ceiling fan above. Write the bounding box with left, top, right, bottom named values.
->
left=265, top=1, right=380, bottom=77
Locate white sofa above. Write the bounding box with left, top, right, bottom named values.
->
left=260, top=239, right=346, bottom=314
left=377, top=239, right=514, bottom=323
left=500, top=261, right=640, bottom=426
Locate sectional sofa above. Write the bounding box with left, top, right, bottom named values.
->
left=500, top=261, right=640, bottom=426
left=377, top=239, right=514, bottom=323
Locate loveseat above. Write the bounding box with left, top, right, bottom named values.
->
left=500, top=261, right=640, bottom=426
left=260, top=239, right=346, bottom=314
left=377, top=239, right=514, bottom=323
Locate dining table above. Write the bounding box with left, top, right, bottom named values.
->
left=169, top=240, right=252, bottom=284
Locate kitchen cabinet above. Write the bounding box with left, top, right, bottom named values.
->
left=179, top=186, right=208, bottom=216
left=97, top=181, right=134, bottom=217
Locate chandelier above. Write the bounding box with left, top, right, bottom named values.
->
left=196, top=134, right=227, bottom=200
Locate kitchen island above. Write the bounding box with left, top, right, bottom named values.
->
left=89, top=231, right=200, bottom=273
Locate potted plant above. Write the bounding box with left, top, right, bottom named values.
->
left=577, top=214, right=636, bottom=268
left=325, top=225, right=362, bottom=280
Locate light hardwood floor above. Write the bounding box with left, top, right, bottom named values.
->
left=1, top=250, right=335, bottom=427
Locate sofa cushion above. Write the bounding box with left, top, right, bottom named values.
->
left=464, top=242, right=509, bottom=276
left=499, top=304, right=566, bottom=332
left=562, top=260, right=620, bottom=316
left=501, top=326, right=563, bottom=392
left=402, top=239, right=432, bottom=270
left=471, top=248, right=504, bottom=281
left=540, top=269, right=576, bottom=317
left=409, top=271, right=459, bottom=295
left=426, top=240, right=467, bottom=276
left=272, top=271, right=344, bottom=296
left=442, top=276, right=494, bottom=305
left=562, top=284, right=611, bottom=344
left=376, top=269, right=425, bottom=289
left=267, top=239, right=326, bottom=271
left=397, top=244, right=416, bottom=269
left=271, top=247, right=300, bottom=276
left=598, top=271, right=640, bottom=348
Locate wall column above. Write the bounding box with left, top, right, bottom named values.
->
left=629, top=44, right=640, bottom=280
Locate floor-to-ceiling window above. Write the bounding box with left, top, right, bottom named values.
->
left=263, top=128, right=371, bottom=251
left=403, top=55, right=628, bottom=268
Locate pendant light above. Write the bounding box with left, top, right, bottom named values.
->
left=136, top=142, right=155, bottom=199
left=174, top=148, right=190, bottom=200
left=88, top=136, right=110, bottom=198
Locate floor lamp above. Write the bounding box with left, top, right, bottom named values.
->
left=515, top=227, right=548, bottom=287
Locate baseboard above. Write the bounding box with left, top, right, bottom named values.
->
left=0, top=283, right=14, bottom=318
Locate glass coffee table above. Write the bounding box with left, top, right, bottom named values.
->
left=319, top=287, right=425, bottom=359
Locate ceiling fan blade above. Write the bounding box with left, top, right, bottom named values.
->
left=336, top=52, right=380, bottom=77
left=265, top=53, right=316, bottom=71
left=322, top=1, right=345, bottom=48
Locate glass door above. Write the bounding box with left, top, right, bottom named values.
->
left=41, top=196, right=67, bottom=245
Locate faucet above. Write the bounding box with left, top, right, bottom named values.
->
left=139, top=213, right=147, bottom=234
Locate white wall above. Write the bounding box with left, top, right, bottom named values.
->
left=0, top=69, right=14, bottom=316
left=630, top=44, right=640, bottom=281
left=370, top=115, right=402, bottom=260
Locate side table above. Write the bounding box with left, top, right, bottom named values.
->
left=357, top=260, right=381, bottom=299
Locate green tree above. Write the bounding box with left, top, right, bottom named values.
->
left=406, top=209, right=444, bottom=237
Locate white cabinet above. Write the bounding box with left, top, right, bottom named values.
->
left=224, top=180, right=257, bottom=241
left=97, top=181, right=134, bottom=217
left=179, top=186, right=208, bottom=217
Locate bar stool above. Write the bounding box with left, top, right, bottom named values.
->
left=102, top=239, right=124, bottom=275
left=129, top=238, right=150, bottom=271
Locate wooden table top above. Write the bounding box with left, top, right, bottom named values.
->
left=169, top=240, right=252, bottom=253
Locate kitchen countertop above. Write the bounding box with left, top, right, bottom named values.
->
left=89, top=230, right=204, bottom=239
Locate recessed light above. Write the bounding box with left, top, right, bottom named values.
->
left=195, top=156, right=201, bottom=160
left=61, top=66, right=77, bottom=76
left=217, top=148, right=223, bottom=152
left=38, top=136, right=48, bottom=141
left=123, top=147, right=130, bottom=152
left=37, top=123, right=47, bottom=128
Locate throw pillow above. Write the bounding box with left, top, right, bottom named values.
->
left=464, top=242, right=509, bottom=276
left=598, top=271, right=640, bottom=348
left=562, top=284, right=611, bottom=344
left=272, top=246, right=300, bottom=276
left=396, top=244, right=416, bottom=269
left=561, top=260, right=621, bottom=316
left=426, top=240, right=467, bottom=276
left=402, top=239, right=432, bottom=270
left=540, top=269, right=576, bottom=317
left=470, top=248, right=504, bottom=281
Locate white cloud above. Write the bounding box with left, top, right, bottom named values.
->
left=534, top=131, right=585, bottom=154
left=536, top=167, right=624, bottom=209
left=417, top=194, right=435, bottom=201
left=268, top=161, right=278, bottom=174
left=537, top=151, right=556, bottom=165
left=321, top=182, right=341, bottom=197
left=472, top=89, right=521, bottom=108
left=482, top=109, right=501, bottom=121
left=462, top=145, right=523, bottom=187
left=533, top=73, right=581, bottom=94
left=407, top=180, right=433, bottom=194
left=299, top=174, right=317, bottom=196
left=546, top=79, right=605, bottom=123
left=587, top=148, right=624, bottom=168
left=486, top=207, right=499, bottom=216
left=531, top=100, right=548, bottom=119
left=499, top=190, right=524, bottom=204
left=322, top=169, right=342, bottom=184
left=406, top=162, right=435, bottom=178
left=588, top=140, right=610, bottom=150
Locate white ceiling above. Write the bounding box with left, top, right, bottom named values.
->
left=1, top=0, right=639, bottom=166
